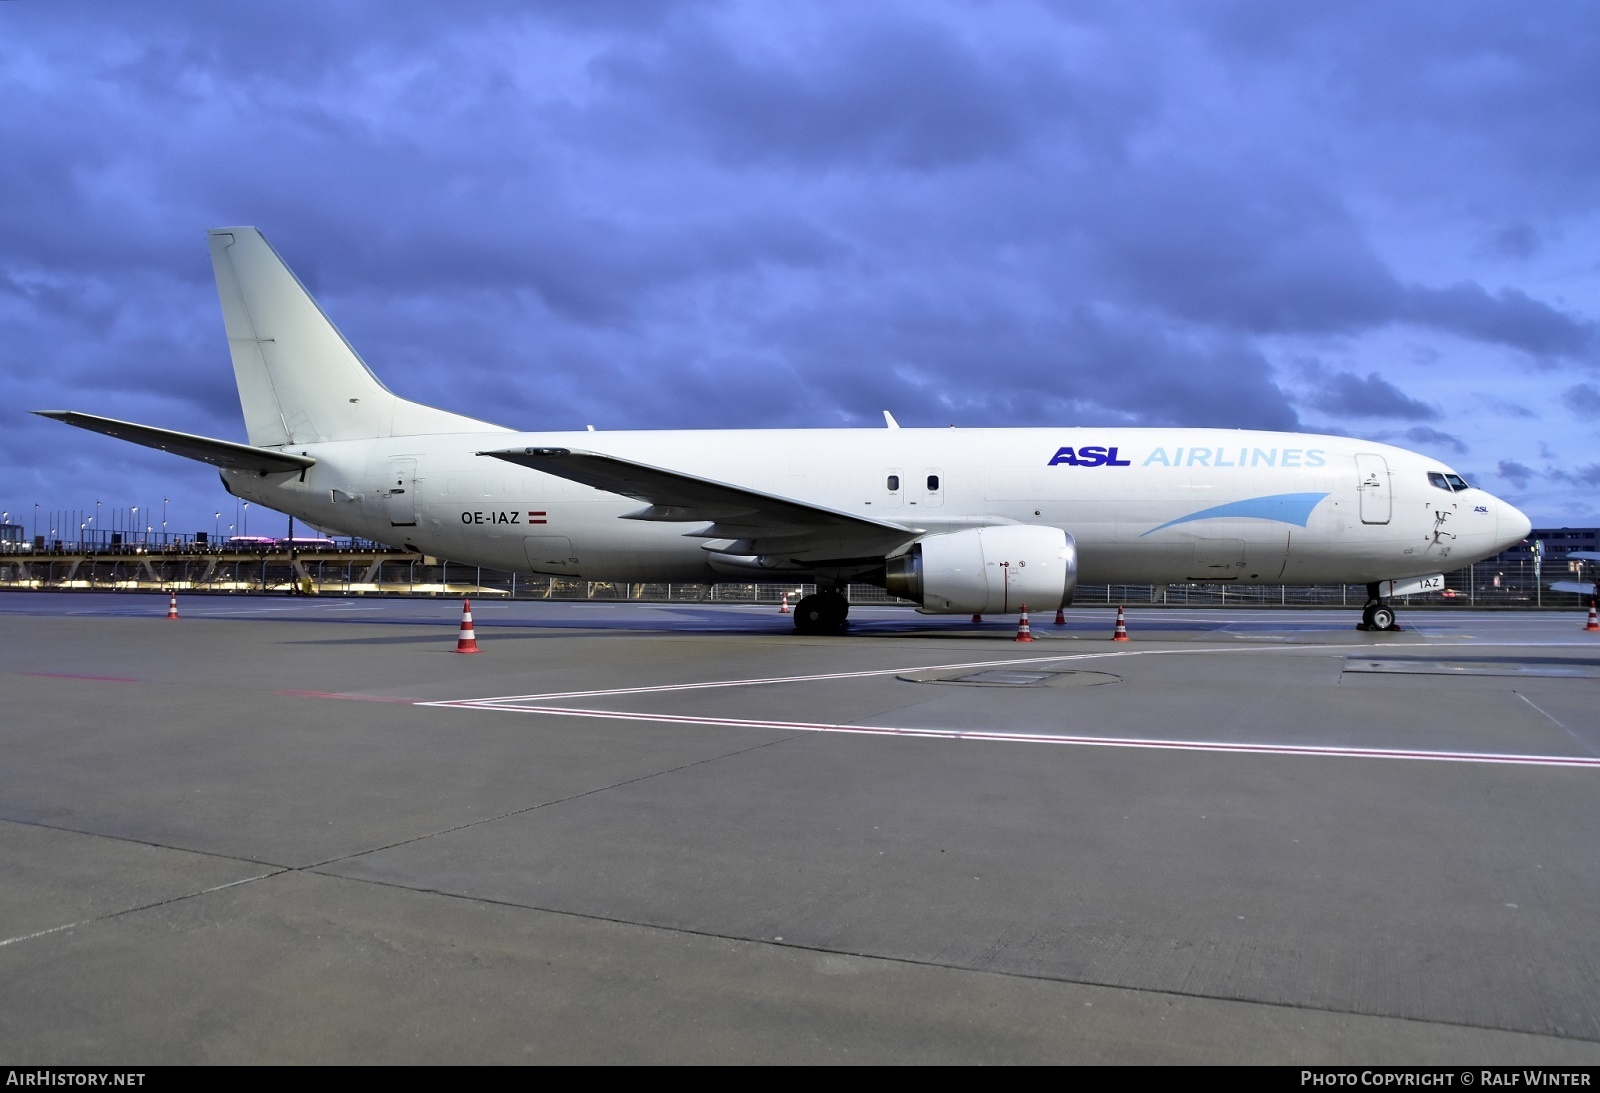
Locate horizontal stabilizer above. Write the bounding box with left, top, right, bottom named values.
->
left=33, top=411, right=315, bottom=473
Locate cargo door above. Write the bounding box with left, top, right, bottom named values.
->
left=386, top=457, right=417, bottom=527
left=524, top=535, right=580, bottom=576
left=1188, top=538, right=1245, bottom=581
left=1356, top=453, right=1391, bottom=525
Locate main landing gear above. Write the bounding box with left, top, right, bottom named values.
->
left=1358, top=582, right=1401, bottom=632
left=793, top=589, right=849, bottom=634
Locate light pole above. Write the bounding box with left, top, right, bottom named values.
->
left=214, top=512, right=220, bottom=543
left=131, top=507, right=138, bottom=546
left=242, top=501, right=249, bottom=537
left=162, top=498, right=168, bottom=545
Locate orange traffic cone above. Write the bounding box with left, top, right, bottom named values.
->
left=1054, top=606, right=1066, bottom=625
left=166, top=590, right=179, bottom=620
left=1014, top=604, right=1035, bottom=642
left=780, top=592, right=790, bottom=614
left=1111, top=605, right=1129, bottom=642
left=971, top=613, right=983, bottom=624
left=1587, top=600, right=1598, bottom=632
left=455, top=598, right=480, bottom=653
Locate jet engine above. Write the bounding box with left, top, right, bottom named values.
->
left=884, top=525, right=1078, bottom=614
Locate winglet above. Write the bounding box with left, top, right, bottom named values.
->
left=883, top=411, right=900, bottom=429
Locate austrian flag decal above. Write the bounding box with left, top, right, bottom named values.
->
left=528, top=511, right=547, bottom=525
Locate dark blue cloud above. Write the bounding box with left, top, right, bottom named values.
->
left=2, top=1, right=1597, bottom=531
left=1484, top=224, right=1540, bottom=260
left=1406, top=283, right=1595, bottom=360
left=1404, top=426, right=1467, bottom=455
left=1563, top=384, right=1600, bottom=420
left=1303, top=372, right=1439, bottom=421
left=1496, top=461, right=1535, bottom=489
left=1550, top=465, right=1600, bottom=488
left=589, top=13, right=1093, bottom=170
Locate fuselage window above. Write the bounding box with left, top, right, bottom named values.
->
left=927, top=475, right=940, bottom=491
left=887, top=475, right=900, bottom=491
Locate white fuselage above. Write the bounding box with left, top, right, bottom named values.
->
left=224, top=426, right=1530, bottom=587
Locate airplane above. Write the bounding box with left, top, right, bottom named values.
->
left=36, top=227, right=1533, bottom=634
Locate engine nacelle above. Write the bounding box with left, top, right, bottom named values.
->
left=884, top=525, right=1078, bottom=614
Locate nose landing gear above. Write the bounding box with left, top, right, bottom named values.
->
left=1358, top=583, right=1401, bottom=632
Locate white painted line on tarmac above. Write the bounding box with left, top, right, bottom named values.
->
left=415, top=643, right=1369, bottom=705
left=428, top=701, right=1600, bottom=769
left=414, top=636, right=1600, bottom=770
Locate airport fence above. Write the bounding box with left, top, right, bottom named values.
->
left=0, top=547, right=1588, bottom=610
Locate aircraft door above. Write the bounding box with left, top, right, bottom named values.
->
left=1187, top=538, right=1245, bottom=581
left=1356, top=453, right=1391, bottom=525
left=387, top=457, right=417, bottom=527
left=525, top=535, right=580, bottom=576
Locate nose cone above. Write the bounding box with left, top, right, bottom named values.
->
left=1497, top=501, right=1533, bottom=550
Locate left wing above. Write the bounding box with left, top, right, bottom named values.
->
left=479, top=446, right=921, bottom=561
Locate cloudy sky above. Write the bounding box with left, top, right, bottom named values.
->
left=3, top=0, right=1597, bottom=541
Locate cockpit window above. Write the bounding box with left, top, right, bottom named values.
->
left=1444, top=473, right=1471, bottom=491
left=1428, top=472, right=1450, bottom=491
left=1428, top=471, right=1473, bottom=492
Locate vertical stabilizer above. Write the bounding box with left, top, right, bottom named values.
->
left=207, top=227, right=506, bottom=446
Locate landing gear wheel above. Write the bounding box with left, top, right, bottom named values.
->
left=1359, top=603, right=1397, bottom=631
left=793, top=592, right=849, bottom=634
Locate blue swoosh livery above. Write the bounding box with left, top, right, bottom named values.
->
left=1141, top=492, right=1330, bottom=537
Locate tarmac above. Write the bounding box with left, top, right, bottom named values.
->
left=2, top=591, right=1599, bottom=1064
